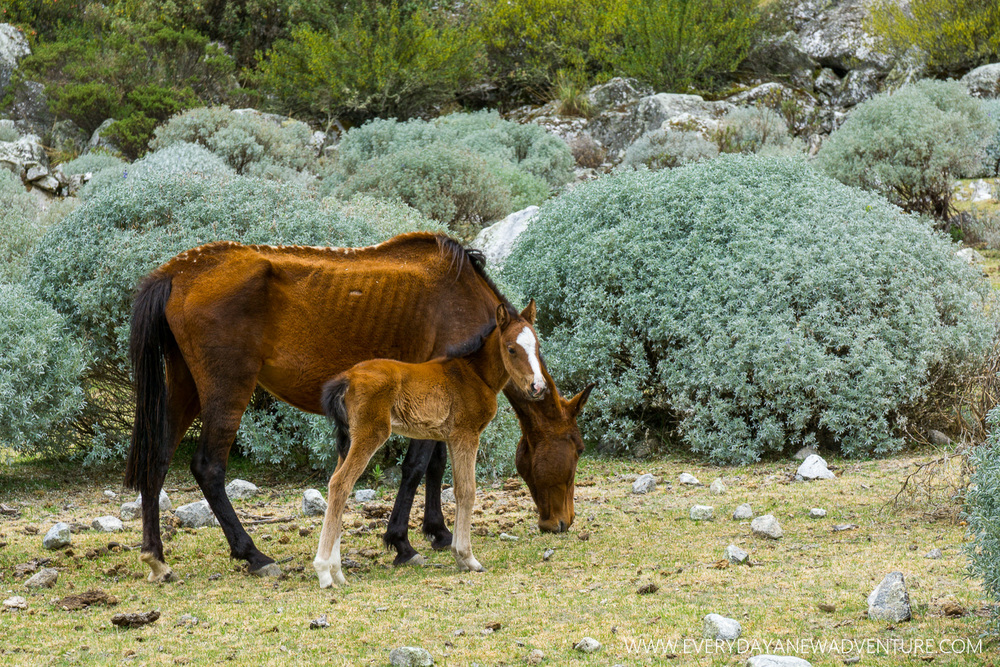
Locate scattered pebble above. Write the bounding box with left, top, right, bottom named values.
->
left=111, top=610, right=161, bottom=628
left=542, top=549, right=555, bottom=561
left=751, top=515, right=783, bottom=540
left=389, top=646, right=434, bottom=666
left=310, top=614, right=330, bottom=629
left=574, top=637, right=601, bottom=653
left=703, top=613, right=741, bottom=640
left=733, top=504, right=754, bottom=521
left=175, top=614, right=199, bottom=627
left=867, top=571, right=911, bottom=622
left=103, top=490, right=117, bottom=499
left=808, top=508, right=827, bottom=519
left=499, top=533, right=519, bottom=541
left=632, top=474, right=656, bottom=494
left=709, top=479, right=727, bottom=495
left=927, top=429, right=951, bottom=447
left=832, top=524, right=857, bottom=532
left=355, top=489, right=377, bottom=503
left=678, top=473, right=700, bottom=486
left=925, top=548, right=943, bottom=559
left=3, top=596, right=27, bottom=610
left=525, top=648, right=545, bottom=665
left=796, top=454, right=835, bottom=481
left=226, top=479, right=259, bottom=500
left=43, top=523, right=72, bottom=550
left=91, top=516, right=124, bottom=533
left=690, top=505, right=714, bottom=521
left=725, top=545, right=749, bottom=564
left=24, top=568, right=59, bottom=589
left=302, top=489, right=328, bottom=516
left=120, top=502, right=141, bottom=521
left=746, top=656, right=813, bottom=666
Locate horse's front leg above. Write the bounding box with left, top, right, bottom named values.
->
left=383, top=439, right=436, bottom=566
left=447, top=436, right=484, bottom=573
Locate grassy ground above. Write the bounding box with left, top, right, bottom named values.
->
left=0, top=451, right=993, bottom=666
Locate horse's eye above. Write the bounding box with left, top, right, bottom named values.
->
left=508, top=347, right=516, bottom=355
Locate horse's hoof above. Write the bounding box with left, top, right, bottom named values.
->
left=429, top=533, right=453, bottom=551
left=250, top=563, right=282, bottom=578
left=402, top=554, right=426, bottom=567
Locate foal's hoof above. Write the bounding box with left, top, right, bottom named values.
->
left=250, top=563, right=283, bottom=578
left=141, top=552, right=176, bottom=583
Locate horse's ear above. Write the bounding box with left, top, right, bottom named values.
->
left=520, top=299, right=537, bottom=325
left=566, top=382, right=596, bottom=418
left=496, top=303, right=510, bottom=328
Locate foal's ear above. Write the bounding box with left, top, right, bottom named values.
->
left=520, top=299, right=537, bottom=325
left=496, top=303, right=510, bottom=328
left=566, top=382, right=596, bottom=418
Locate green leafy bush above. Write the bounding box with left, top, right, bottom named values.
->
left=502, top=155, right=994, bottom=463
left=819, top=80, right=994, bottom=221
left=0, top=282, right=86, bottom=459
left=0, top=169, right=42, bottom=283
left=621, top=129, right=719, bottom=170
left=150, top=106, right=316, bottom=178
left=965, top=421, right=1000, bottom=634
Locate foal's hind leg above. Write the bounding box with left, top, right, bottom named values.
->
left=423, top=441, right=453, bottom=551
left=383, top=439, right=436, bottom=566
left=448, top=435, right=484, bottom=573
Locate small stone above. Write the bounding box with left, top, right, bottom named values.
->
left=354, top=489, right=376, bottom=503
left=751, top=515, right=783, bottom=539
left=746, top=656, right=813, bottom=667
left=43, top=522, right=72, bottom=550
left=703, top=613, right=741, bottom=641
left=24, top=568, right=59, bottom=589
left=175, top=614, right=199, bottom=627
left=678, top=473, right=701, bottom=486
left=174, top=500, right=219, bottom=528
left=389, top=646, right=434, bottom=666
left=525, top=649, right=545, bottom=665
left=632, top=474, right=656, bottom=494
left=725, top=545, right=749, bottom=564
left=302, top=489, right=327, bottom=517
left=92, top=516, right=124, bottom=533
left=842, top=657, right=860, bottom=665
left=225, top=479, right=259, bottom=500
left=574, top=637, right=601, bottom=653
left=690, top=505, right=714, bottom=521
left=710, top=479, right=727, bottom=495
left=808, top=508, right=827, bottom=519
left=441, top=488, right=455, bottom=504
left=309, top=614, right=330, bottom=629
left=792, top=446, right=818, bottom=461
left=925, top=548, right=943, bottom=559
left=103, top=490, right=117, bottom=499
left=135, top=490, right=171, bottom=512
left=927, top=429, right=951, bottom=447
left=3, top=595, right=27, bottom=610
left=832, top=524, right=857, bottom=532
left=542, top=549, right=555, bottom=561
left=867, top=571, right=911, bottom=622
left=733, top=504, right=754, bottom=520
left=637, top=582, right=659, bottom=595
left=796, top=454, right=835, bottom=480
left=499, top=533, right=519, bottom=541
left=120, top=502, right=141, bottom=521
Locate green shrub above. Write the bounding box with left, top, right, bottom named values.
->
left=983, top=99, right=1000, bottom=177
left=255, top=1, right=483, bottom=122
left=715, top=106, right=797, bottom=155
left=965, top=422, right=1000, bottom=634
left=0, top=282, right=87, bottom=460
left=150, top=106, right=315, bottom=178
left=819, top=80, right=994, bottom=222
left=502, top=155, right=995, bottom=464
left=621, top=129, right=719, bottom=170
left=59, top=151, right=127, bottom=177
left=0, top=169, right=42, bottom=283
left=78, top=141, right=233, bottom=200
left=614, top=0, right=762, bottom=93
left=868, top=0, right=1000, bottom=77
left=0, top=123, right=20, bottom=142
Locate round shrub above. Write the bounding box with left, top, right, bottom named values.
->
left=819, top=79, right=993, bottom=221
left=0, top=169, right=42, bottom=283
left=965, top=419, right=1000, bottom=634
left=0, top=282, right=86, bottom=459
left=502, top=155, right=994, bottom=464
left=621, top=129, right=719, bottom=170
left=59, top=151, right=127, bottom=176
left=982, top=98, right=1000, bottom=177
left=715, top=106, right=796, bottom=156
left=79, top=141, right=234, bottom=200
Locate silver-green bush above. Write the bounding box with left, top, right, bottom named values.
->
left=502, top=155, right=995, bottom=463
left=0, top=169, right=42, bottom=283
left=0, top=283, right=86, bottom=459
left=965, top=419, right=1000, bottom=634
left=59, top=151, right=127, bottom=176
left=983, top=98, right=1000, bottom=177
left=819, top=79, right=993, bottom=220
left=150, top=106, right=316, bottom=179
left=716, top=106, right=797, bottom=156
left=621, top=129, right=719, bottom=170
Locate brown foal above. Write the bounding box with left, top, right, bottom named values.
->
left=314, top=302, right=544, bottom=587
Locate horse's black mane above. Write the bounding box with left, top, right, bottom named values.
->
left=445, top=321, right=498, bottom=359
left=433, top=234, right=515, bottom=311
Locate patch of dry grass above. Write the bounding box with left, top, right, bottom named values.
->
left=0, top=454, right=993, bottom=666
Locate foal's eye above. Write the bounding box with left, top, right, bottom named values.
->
left=508, top=347, right=516, bottom=355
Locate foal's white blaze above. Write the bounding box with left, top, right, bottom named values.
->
left=515, top=326, right=545, bottom=394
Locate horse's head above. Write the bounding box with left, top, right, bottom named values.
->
left=512, top=381, right=594, bottom=533
left=495, top=300, right=547, bottom=400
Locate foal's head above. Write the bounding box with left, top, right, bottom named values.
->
left=496, top=300, right=547, bottom=400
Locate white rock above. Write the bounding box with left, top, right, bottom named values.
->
left=472, top=206, right=539, bottom=269
left=43, top=522, right=71, bottom=550
left=956, top=247, right=986, bottom=265
left=703, top=613, right=741, bottom=640
left=710, top=479, right=727, bottom=495
left=92, top=515, right=124, bottom=532
left=441, top=487, right=455, bottom=504
left=354, top=489, right=377, bottom=503
left=24, top=567, right=58, bottom=589
left=302, top=489, right=328, bottom=516
left=135, top=489, right=171, bottom=512
left=499, top=533, right=519, bottom=541
left=678, top=473, right=701, bottom=486
left=103, top=490, right=117, bottom=499
left=925, top=548, right=943, bottom=559
left=388, top=646, right=434, bottom=666
left=174, top=500, right=219, bottom=528
left=746, top=656, right=812, bottom=667
left=808, top=508, right=827, bottom=519
left=2, top=595, right=27, bottom=610
left=632, top=473, right=656, bottom=494
left=867, top=571, right=911, bottom=622
left=120, top=501, right=141, bottom=521
left=690, top=505, right=714, bottom=521
left=725, top=545, right=749, bottom=564
left=226, top=479, right=259, bottom=500
left=796, top=454, right=835, bottom=480
left=733, top=504, right=754, bottom=521
left=574, top=637, right=602, bottom=653
left=751, top=515, right=783, bottom=539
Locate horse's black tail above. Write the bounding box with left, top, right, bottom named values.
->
left=322, top=377, right=352, bottom=460
left=125, top=273, right=174, bottom=495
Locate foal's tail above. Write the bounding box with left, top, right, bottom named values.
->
left=322, top=377, right=352, bottom=460
left=125, top=272, right=174, bottom=495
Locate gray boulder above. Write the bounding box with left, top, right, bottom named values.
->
left=586, top=77, right=652, bottom=114
left=49, top=119, right=89, bottom=157
left=725, top=545, right=749, bottom=564
left=751, top=515, right=783, bottom=540
left=136, top=489, right=172, bottom=512
left=963, top=63, right=1000, bottom=98
left=690, top=505, right=714, bottom=521
left=389, top=646, right=434, bottom=666
left=703, top=613, right=741, bottom=640
left=679, top=472, right=701, bottom=486
left=120, top=502, right=141, bottom=521
left=441, top=487, right=455, bottom=504
left=92, top=516, right=124, bottom=532
left=174, top=500, right=219, bottom=528
left=225, top=479, right=259, bottom=500
left=733, top=504, right=754, bottom=521
left=792, top=446, right=818, bottom=461
left=867, top=571, right=911, bottom=622
left=574, top=637, right=602, bottom=653
left=925, top=548, right=943, bottom=559
left=797, top=454, right=835, bottom=480
left=43, top=522, right=71, bottom=550
left=0, top=133, right=47, bottom=177
left=795, top=0, right=894, bottom=71
left=631, top=473, right=657, bottom=494
left=302, top=489, right=328, bottom=516
left=472, top=206, right=539, bottom=269
left=741, top=31, right=819, bottom=90
left=710, top=479, right=727, bottom=495
left=0, top=23, right=29, bottom=93
left=808, top=508, right=827, bottom=519
left=831, top=68, right=883, bottom=108
left=355, top=489, right=377, bottom=503
left=10, top=81, right=52, bottom=138
left=88, top=118, right=123, bottom=156
left=24, top=568, right=59, bottom=589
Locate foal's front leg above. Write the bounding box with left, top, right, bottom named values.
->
left=448, top=436, right=484, bottom=573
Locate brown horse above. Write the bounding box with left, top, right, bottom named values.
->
left=126, top=232, right=592, bottom=582
left=315, top=303, right=542, bottom=587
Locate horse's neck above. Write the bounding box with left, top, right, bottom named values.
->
left=463, top=332, right=509, bottom=395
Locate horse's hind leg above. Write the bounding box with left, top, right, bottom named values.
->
left=142, top=352, right=199, bottom=583
left=383, top=439, right=435, bottom=566
left=423, top=441, right=453, bottom=551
